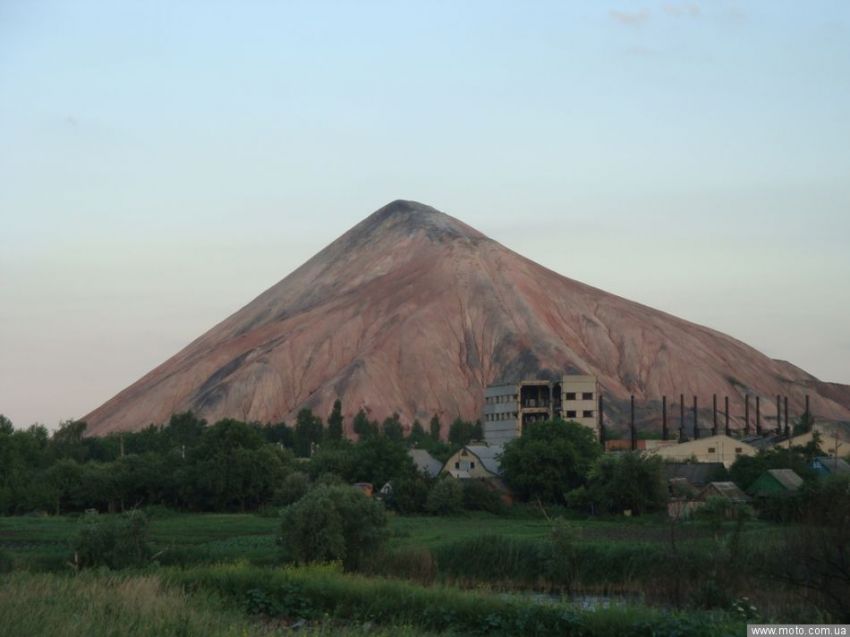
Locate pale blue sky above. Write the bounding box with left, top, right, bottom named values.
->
left=1, top=1, right=848, bottom=427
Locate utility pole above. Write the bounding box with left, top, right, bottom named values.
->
left=744, top=395, right=750, bottom=436
left=712, top=394, right=718, bottom=436
left=679, top=394, right=685, bottom=442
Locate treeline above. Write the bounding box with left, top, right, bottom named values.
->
left=0, top=407, right=482, bottom=516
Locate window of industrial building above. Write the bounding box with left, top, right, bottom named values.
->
left=566, top=392, right=576, bottom=400
left=566, top=410, right=577, bottom=418
left=582, top=392, right=593, bottom=400
left=583, top=410, right=593, bottom=418
left=470, top=462, right=475, bottom=469
left=735, top=447, right=742, bottom=453
left=455, top=462, right=460, bottom=469
left=708, top=447, right=716, bottom=453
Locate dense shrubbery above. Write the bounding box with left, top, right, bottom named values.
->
left=167, top=563, right=744, bottom=636
left=425, top=477, right=464, bottom=515
left=279, top=485, right=388, bottom=570
left=73, top=510, right=151, bottom=570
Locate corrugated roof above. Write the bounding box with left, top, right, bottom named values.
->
left=408, top=449, right=443, bottom=478
left=767, top=468, right=804, bottom=491
left=814, top=457, right=850, bottom=475
left=701, top=481, right=749, bottom=502
left=464, top=444, right=504, bottom=476
left=664, top=462, right=726, bottom=486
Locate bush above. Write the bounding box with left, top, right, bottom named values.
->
left=462, top=480, right=505, bottom=514
left=426, top=478, right=463, bottom=515
left=73, top=510, right=151, bottom=569
left=543, top=518, right=581, bottom=591
left=273, top=471, right=310, bottom=506
left=389, top=476, right=430, bottom=514
left=278, top=485, right=387, bottom=570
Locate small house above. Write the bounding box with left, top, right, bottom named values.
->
left=698, top=481, right=749, bottom=504
left=408, top=449, right=443, bottom=479
left=748, top=469, right=803, bottom=497
left=811, top=456, right=850, bottom=477
left=442, top=444, right=503, bottom=479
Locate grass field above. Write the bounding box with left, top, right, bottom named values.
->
left=0, top=571, right=446, bottom=637
left=0, top=509, right=778, bottom=570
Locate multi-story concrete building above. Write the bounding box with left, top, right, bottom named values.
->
left=482, top=375, right=599, bottom=445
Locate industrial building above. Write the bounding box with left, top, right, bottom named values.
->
left=482, top=375, right=599, bottom=445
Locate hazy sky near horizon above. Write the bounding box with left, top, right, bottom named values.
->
left=1, top=1, right=849, bottom=428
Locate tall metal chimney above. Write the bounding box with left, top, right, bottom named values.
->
left=693, top=396, right=699, bottom=439
left=630, top=395, right=636, bottom=451
left=662, top=395, right=668, bottom=441
left=725, top=396, right=730, bottom=437
left=712, top=394, right=718, bottom=436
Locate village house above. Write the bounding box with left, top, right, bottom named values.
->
left=811, top=456, right=850, bottom=477
left=748, top=468, right=803, bottom=498
left=408, top=448, right=443, bottom=479
left=442, top=443, right=503, bottom=479
left=698, top=481, right=750, bottom=504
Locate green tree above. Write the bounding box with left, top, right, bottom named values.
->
left=426, top=477, right=464, bottom=515
left=352, top=409, right=378, bottom=440
left=351, top=435, right=416, bottom=487
left=462, top=479, right=505, bottom=514
left=327, top=400, right=344, bottom=441
left=294, top=409, right=323, bottom=457
left=448, top=418, right=476, bottom=446
left=274, top=471, right=311, bottom=505
left=279, top=484, right=388, bottom=570
left=381, top=413, right=404, bottom=442
left=500, top=419, right=602, bottom=504
left=408, top=420, right=427, bottom=445
left=429, top=415, right=442, bottom=441
left=0, top=415, right=12, bottom=435
left=50, top=419, right=89, bottom=463
left=583, top=452, right=668, bottom=515
left=74, top=510, right=151, bottom=570
left=307, top=439, right=357, bottom=481
left=187, top=419, right=289, bottom=510
left=389, top=475, right=430, bottom=514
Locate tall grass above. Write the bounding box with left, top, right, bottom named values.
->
left=166, top=563, right=744, bottom=637
left=0, top=571, right=441, bottom=637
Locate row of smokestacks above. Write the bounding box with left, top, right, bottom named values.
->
left=597, top=394, right=812, bottom=450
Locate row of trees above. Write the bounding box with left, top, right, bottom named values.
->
left=0, top=407, right=486, bottom=516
